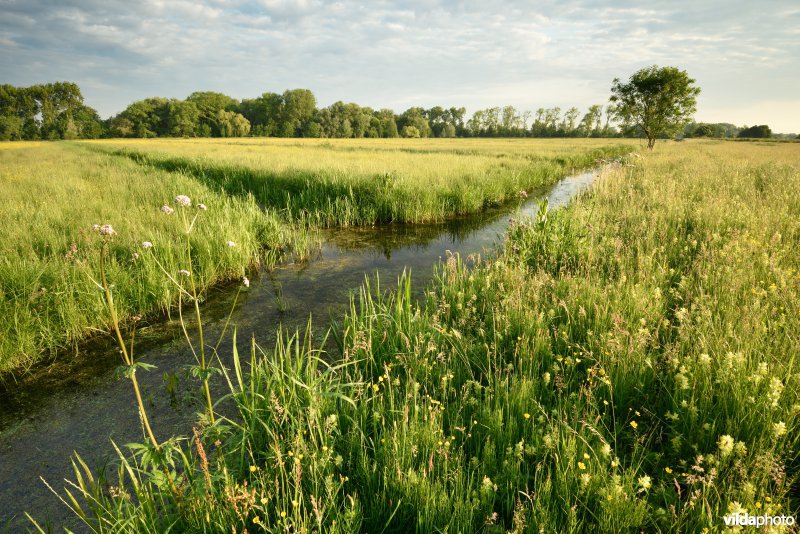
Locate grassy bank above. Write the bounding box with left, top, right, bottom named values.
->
left=85, top=138, right=634, bottom=226
left=0, top=143, right=310, bottom=374
left=44, top=140, right=800, bottom=531
left=1, top=138, right=629, bottom=375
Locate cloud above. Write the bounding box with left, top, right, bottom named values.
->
left=0, top=0, right=797, bottom=131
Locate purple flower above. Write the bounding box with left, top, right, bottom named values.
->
left=174, top=195, right=191, bottom=207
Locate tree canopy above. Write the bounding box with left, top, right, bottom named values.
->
left=610, top=65, right=701, bottom=149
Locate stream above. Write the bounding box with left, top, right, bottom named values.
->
left=0, top=169, right=597, bottom=531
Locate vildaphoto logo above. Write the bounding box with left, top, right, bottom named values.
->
left=723, top=513, right=796, bottom=527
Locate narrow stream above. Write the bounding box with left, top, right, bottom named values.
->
left=0, top=170, right=597, bottom=531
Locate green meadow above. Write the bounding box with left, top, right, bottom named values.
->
left=28, top=140, right=799, bottom=532
left=0, top=138, right=630, bottom=373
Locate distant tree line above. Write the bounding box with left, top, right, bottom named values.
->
left=0, top=82, right=105, bottom=140
left=1, top=81, right=794, bottom=141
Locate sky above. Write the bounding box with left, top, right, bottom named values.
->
left=1, top=0, right=799, bottom=133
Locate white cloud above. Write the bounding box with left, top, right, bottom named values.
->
left=0, top=0, right=797, bottom=132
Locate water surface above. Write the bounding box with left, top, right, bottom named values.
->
left=0, top=170, right=597, bottom=531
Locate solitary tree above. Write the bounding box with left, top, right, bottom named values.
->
left=610, top=65, right=700, bottom=149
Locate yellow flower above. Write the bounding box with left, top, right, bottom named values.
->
left=253, top=515, right=261, bottom=525
left=372, top=384, right=380, bottom=392
left=664, top=467, right=673, bottom=474
left=578, top=461, right=586, bottom=470
left=523, top=413, right=531, bottom=419
left=630, top=421, right=638, bottom=430
left=583, top=453, right=590, bottom=460
left=249, top=465, right=258, bottom=473
left=280, top=511, right=287, bottom=518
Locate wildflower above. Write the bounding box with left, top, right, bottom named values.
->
left=638, top=475, right=652, bottom=491
left=698, top=353, right=711, bottom=365
left=142, top=241, right=153, bottom=249
left=630, top=421, right=638, bottom=430
left=611, top=458, right=619, bottom=468
left=280, top=511, right=287, bottom=518
left=179, top=269, right=191, bottom=277
left=523, top=413, right=530, bottom=419
left=580, top=473, right=591, bottom=487
left=132, top=252, right=139, bottom=260
left=734, top=441, right=748, bottom=457
left=249, top=465, right=257, bottom=473
left=243, top=276, right=250, bottom=288
left=226, top=240, right=236, bottom=247
left=774, top=421, right=787, bottom=438
left=174, top=195, right=191, bottom=207
left=519, top=190, right=528, bottom=199
left=99, top=224, right=116, bottom=236
left=161, top=205, right=174, bottom=215
left=253, top=516, right=261, bottom=525
left=542, top=372, right=551, bottom=385
left=601, top=443, right=611, bottom=457
left=197, top=203, right=207, bottom=210
left=91, top=224, right=100, bottom=231
left=727, top=501, right=747, bottom=515
left=372, top=384, right=379, bottom=392
left=292, top=499, right=298, bottom=507
left=583, top=453, right=590, bottom=460
left=665, top=467, right=673, bottom=474
left=717, top=434, right=735, bottom=457
left=578, top=461, right=586, bottom=470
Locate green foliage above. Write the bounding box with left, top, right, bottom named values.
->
left=738, top=124, right=772, bottom=138
left=0, top=82, right=105, bottom=140
left=610, top=65, right=701, bottom=148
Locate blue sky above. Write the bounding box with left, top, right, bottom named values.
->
left=1, top=0, right=798, bottom=132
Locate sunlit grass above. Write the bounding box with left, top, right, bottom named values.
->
left=0, top=142, right=306, bottom=373
left=38, top=140, right=800, bottom=531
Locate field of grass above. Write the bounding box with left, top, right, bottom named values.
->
left=0, top=143, right=310, bottom=374
left=86, top=137, right=634, bottom=226
left=43, top=140, right=800, bottom=532
left=0, top=138, right=629, bottom=375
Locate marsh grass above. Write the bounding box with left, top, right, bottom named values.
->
left=0, top=142, right=310, bottom=374
left=0, top=138, right=629, bottom=374
left=38, top=140, right=800, bottom=532
left=84, top=137, right=635, bottom=226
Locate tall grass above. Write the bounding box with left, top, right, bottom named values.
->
left=0, top=138, right=629, bottom=374
left=0, top=143, right=309, bottom=374
left=39, top=140, right=800, bottom=532
left=84, top=138, right=635, bottom=226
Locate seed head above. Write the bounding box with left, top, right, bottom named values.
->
left=174, top=195, right=191, bottom=207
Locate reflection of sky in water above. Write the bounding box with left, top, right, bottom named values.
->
left=0, top=171, right=596, bottom=530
